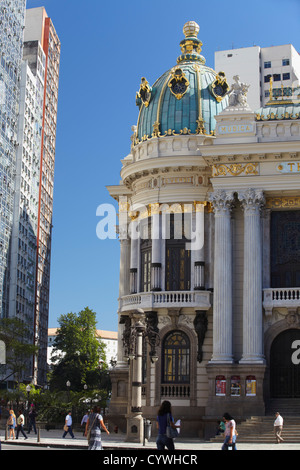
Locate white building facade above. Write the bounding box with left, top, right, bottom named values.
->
left=107, top=22, right=300, bottom=439
left=215, top=43, right=300, bottom=111
left=47, top=328, right=118, bottom=369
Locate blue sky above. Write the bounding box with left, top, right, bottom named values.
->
left=26, top=0, right=300, bottom=332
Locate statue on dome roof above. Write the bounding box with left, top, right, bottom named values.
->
left=228, top=75, right=251, bottom=109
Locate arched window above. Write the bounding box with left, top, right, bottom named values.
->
left=162, top=331, right=190, bottom=384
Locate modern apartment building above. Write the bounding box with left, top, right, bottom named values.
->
left=8, top=47, right=45, bottom=383
left=0, top=5, right=60, bottom=387
left=0, top=0, right=26, bottom=320
left=23, top=7, right=61, bottom=385
left=215, top=44, right=300, bottom=111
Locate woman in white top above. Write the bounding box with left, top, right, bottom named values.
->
left=222, top=413, right=237, bottom=450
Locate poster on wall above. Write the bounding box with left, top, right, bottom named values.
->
left=246, top=376, right=257, bottom=396
left=215, top=375, right=226, bottom=396
left=230, top=376, right=241, bottom=396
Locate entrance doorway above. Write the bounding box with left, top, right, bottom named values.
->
left=270, top=329, right=300, bottom=398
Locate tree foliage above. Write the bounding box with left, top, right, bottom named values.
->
left=0, top=317, right=38, bottom=385
left=49, top=307, right=108, bottom=392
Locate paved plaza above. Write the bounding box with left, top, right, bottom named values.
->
left=0, top=428, right=299, bottom=451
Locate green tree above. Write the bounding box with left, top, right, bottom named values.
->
left=0, top=317, right=38, bottom=386
left=49, top=307, right=107, bottom=392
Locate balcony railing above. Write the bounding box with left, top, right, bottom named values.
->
left=161, top=384, right=190, bottom=398
left=119, top=290, right=211, bottom=313
left=263, top=287, right=300, bottom=315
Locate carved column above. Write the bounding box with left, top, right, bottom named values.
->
left=209, top=190, right=235, bottom=363
left=239, top=189, right=265, bottom=364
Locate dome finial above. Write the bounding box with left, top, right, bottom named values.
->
left=183, top=21, right=200, bottom=38
left=178, top=21, right=205, bottom=64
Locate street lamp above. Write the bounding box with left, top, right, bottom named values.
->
left=126, top=320, right=145, bottom=443
left=124, top=310, right=160, bottom=443
left=26, top=385, right=31, bottom=426
left=66, top=380, right=71, bottom=402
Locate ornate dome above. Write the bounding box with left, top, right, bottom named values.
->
left=134, top=21, right=229, bottom=144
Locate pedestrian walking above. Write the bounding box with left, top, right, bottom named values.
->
left=156, top=400, right=179, bottom=451
left=28, top=405, right=37, bottom=434
left=7, top=409, right=16, bottom=439
left=81, top=411, right=89, bottom=435
left=62, top=411, right=75, bottom=439
left=16, top=410, right=28, bottom=440
left=274, top=412, right=284, bottom=443
left=85, top=406, right=109, bottom=450
left=221, top=413, right=237, bottom=450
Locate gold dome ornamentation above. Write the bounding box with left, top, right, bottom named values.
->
left=183, top=21, right=200, bottom=38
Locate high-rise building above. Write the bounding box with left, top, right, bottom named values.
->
left=23, top=7, right=61, bottom=385
left=0, top=5, right=60, bottom=387
left=215, top=44, right=300, bottom=111
left=0, top=0, right=26, bottom=320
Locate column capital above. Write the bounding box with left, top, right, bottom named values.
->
left=238, top=188, right=265, bottom=214
left=209, top=189, right=235, bottom=215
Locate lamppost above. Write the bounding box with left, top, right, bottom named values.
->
left=124, top=310, right=160, bottom=443
left=26, top=385, right=31, bottom=427
left=66, top=380, right=71, bottom=403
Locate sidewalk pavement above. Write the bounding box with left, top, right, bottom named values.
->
left=1, top=428, right=299, bottom=450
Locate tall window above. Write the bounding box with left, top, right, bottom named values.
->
left=271, top=210, right=300, bottom=288
left=141, top=246, right=151, bottom=292
left=165, top=213, right=191, bottom=291
left=162, top=331, right=190, bottom=384
left=140, top=218, right=152, bottom=292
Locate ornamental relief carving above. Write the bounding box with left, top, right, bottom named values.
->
left=265, top=196, right=300, bottom=209
left=238, top=188, right=265, bottom=214
left=209, top=189, right=235, bottom=215
left=212, top=162, right=259, bottom=177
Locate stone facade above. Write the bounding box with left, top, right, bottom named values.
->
left=107, top=22, right=300, bottom=439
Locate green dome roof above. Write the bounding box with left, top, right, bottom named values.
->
left=135, top=22, right=229, bottom=144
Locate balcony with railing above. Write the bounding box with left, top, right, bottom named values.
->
left=161, top=384, right=191, bottom=399
left=263, top=287, right=300, bottom=316
left=119, top=290, right=212, bottom=313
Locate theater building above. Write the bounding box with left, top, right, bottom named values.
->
left=107, top=21, right=300, bottom=439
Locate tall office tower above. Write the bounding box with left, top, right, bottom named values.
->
left=0, top=5, right=60, bottom=387
left=0, top=0, right=26, bottom=320
left=8, top=42, right=46, bottom=384
left=215, top=44, right=300, bottom=111
left=24, top=8, right=60, bottom=385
